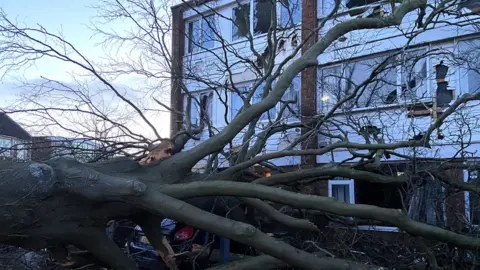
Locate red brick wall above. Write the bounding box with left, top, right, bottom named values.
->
left=170, top=6, right=185, bottom=137
left=300, top=0, right=318, bottom=168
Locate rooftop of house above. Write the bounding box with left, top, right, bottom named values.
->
left=0, top=113, right=31, bottom=141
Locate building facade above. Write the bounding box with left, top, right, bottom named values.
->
left=170, top=0, right=480, bottom=231
left=0, top=113, right=31, bottom=160
left=32, top=136, right=107, bottom=163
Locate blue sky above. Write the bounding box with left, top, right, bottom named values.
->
left=0, top=1, right=171, bottom=138
left=1, top=0, right=105, bottom=80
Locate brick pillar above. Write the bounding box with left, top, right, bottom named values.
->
left=170, top=6, right=185, bottom=137
left=300, top=0, right=318, bottom=167
left=300, top=0, right=322, bottom=195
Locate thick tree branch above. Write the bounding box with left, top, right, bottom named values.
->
left=220, top=140, right=422, bottom=177
left=206, top=253, right=383, bottom=270
left=239, top=197, right=319, bottom=232
left=159, top=181, right=480, bottom=250
left=132, top=189, right=373, bottom=270
left=252, top=167, right=406, bottom=186
left=49, top=159, right=146, bottom=200
left=70, top=228, right=137, bottom=270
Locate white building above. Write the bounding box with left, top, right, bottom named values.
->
left=170, top=0, right=480, bottom=229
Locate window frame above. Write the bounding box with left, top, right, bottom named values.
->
left=278, top=0, right=302, bottom=28
left=252, top=0, right=275, bottom=36
left=229, top=83, right=276, bottom=122
left=231, top=0, right=303, bottom=42
left=0, top=136, right=13, bottom=158
left=328, top=179, right=355, bottom=204
left=229, top=77, right=301, bottom=122
left=457, top=38, right=480, bottom=95
left=317, top=49, right=430, bottom=113
left=183, top=91, right=214, bottom=128
left=232, top=2, right=252, bottom=41
left=185, top=13, right=217, bottom=54
left=328, top=178, right=403, bottom=232
left=12, top=139, right=28, bottom=160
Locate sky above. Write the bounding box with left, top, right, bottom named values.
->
left=1, top=0, right=104, bottom=80
left=0, top=1, right=171, bottom=139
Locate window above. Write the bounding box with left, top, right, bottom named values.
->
left=406, top=181, right=446, bottom=226
left=187, top=20, right=200, bottom=53
left=253, top=0, right=274, bottom=35
left=230, top=77, right=300, bottom=122
left=328, top=179, right=355, bottom=204
left=0, top=137, right=12, bottom=157
left=231, top=80, right=293, bottom=121
left=321, top=0, right=382, bottom=16
left=279, top=0, right=302, bottom=27
left=318, top=66, right=342, bottom=112
left=232, top=0, right=301, bottom=41
left=231, top=86, right=249, bottom=119
left=280, top=75, right=300, bottom=118
left=184, top=92, right=213, bottom=127
left=202, top=15, right=215, bottom=49
left=329, top=166, right=446, bottom=231
left=13, top=140, right=27, bottom=160
left=357, top=180, right=405, bottom=224
left=399, top=49, right=428, bottom=101
left=458, top=39, right=480, bottom=94
left=184, top=94, right=200, bottom=126
left=318, top=57, right=397, bottom=110
left=317, top=51, right=428, bottom=112
left=230, top=84, right=274, bottom=121
left=343, top=57, right=397, bottom=108
left=232, top=3, right=251, bottom=40
left=252, top=82, right=276, bottom=120
left=186, top=14, right=216, bottom=53
left=466, top=169, right=480, bottom=225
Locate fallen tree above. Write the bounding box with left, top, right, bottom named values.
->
left=2, top=0, right=480, bottom=269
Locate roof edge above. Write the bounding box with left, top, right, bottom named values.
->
left=0, top=112, right=32, bottom=140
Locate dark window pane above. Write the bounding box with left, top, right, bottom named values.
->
left=232, top=4, right=250, bottom=40
left=253, top=0, right=273, bottom=35
left=357, top=181, right=403, bottom=209
left=332, top=184, right=350, bottom=203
